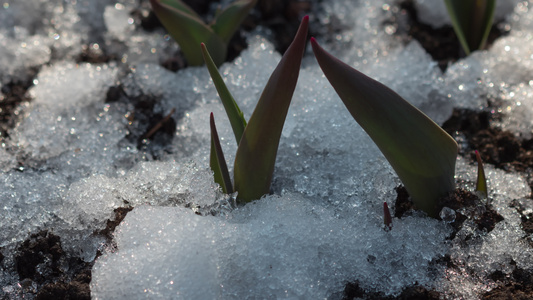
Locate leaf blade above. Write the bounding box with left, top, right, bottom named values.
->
left=233, top=16, right=309, bottom=203
left=157, top=0, right=201, bottom=19
left=311, top=38, right=458, bottom=218
left=211, top=0, right=257, bottom=44
left=201, top=43, right=247, bottom=144
left=210, top=113, right=233, bottom=194
left=444, top=0, right=496, bottom=55
left=150, top=0, right=226, bottom=66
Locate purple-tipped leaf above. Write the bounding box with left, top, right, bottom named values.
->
left=475, top=150, right=488, bottom=199
left=383, top=202, right=393, bottom=231
left=201, top=43, right=247, bottom=144
left=210, top=113, right=233, bottom=194
left=311, top=38, right=458, bottom=218
left=150, top=0, right=225, bottom=66
left=233, top=16, right=309, bottom=203
left=211, top=0, right=257, bottom=44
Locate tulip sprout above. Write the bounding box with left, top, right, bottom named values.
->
left=311, top=38, right=458, bottom=218
left=150, top=0, right=257, bottom=66
left=204, top=16, right=309, bottom=203
left=444, top=0, right=496, bottom=55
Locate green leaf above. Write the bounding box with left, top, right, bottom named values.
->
left=201, top=43, right=247, bottom=144
left=233, top=16, right=309, bottom=203
left=210, top=113, right=233, bottom=194
left=311, top=38, right=458, bottom=218
left=475, top=150, right=488, bottom=199
left=158, top=0, right=200, bottom=19
left=444, top=0, right=496, bottom=55
left=211, top=0, right=257, bottom=44
left=149, top=0, right=226, bottom=66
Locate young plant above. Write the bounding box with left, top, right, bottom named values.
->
left=204, top=16, right=309, bottom=203
left=311, top=38, right=458, bottom=218
left=444, top=0, right=496, bottom=55
left=149, top=0, right=257, bottom=66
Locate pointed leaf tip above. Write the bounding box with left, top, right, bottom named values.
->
left=202, top=42, right=246, bottom=144
left=210, top=113, right=233, bottom=194
left=233, top=16, right=309, bottom=203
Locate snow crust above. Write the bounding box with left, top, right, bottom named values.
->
left=0, top=0, right=532, bottom=299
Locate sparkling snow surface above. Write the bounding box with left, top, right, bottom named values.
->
left=1, top=0, right=533, bottom=299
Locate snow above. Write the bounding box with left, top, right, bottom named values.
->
left=0, top=0, right=533, bottom=299
left=92, top=196, right=451, bottom=299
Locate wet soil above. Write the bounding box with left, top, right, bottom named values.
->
left=6, top=207, right=132, bottom=300
left=105, top=84, right=177, bottom=159
left=343, top=282, right=440, bottom=300
left=443, top=107, right=533, bottom=194
left=0, top=72, right=36, bottom=141
left=484, top=265, right=533, bottom=300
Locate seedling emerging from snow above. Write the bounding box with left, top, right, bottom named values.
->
left=210, top=113, right=233, bottom=194
left=444, top=0, right=496, bottom=55
left=311, top=38, right=458, bottom=218
left=204, top=16, right=309, bottom=203
left=475, top=150, right=488, bottom=200
left=149, top=0, right=256, bottom=66
left=383, top=202, right=393, bottom=231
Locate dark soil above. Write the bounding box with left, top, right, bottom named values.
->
left=9, top=207, right=132, bottom=299
left=510, top=199, right=533, bottom=247
left=442, top=108, right=533, bottom=194
left=395, top=186, right=503, bottom=236
left=0, top=72, right=37, bottom=141
left=105, top=84, right=177, bottom=159
left=343, top=281, right=440, bottom=300
left=12, top=231, right=91, bottom=300
left=483, top=264, right=533, bottom=300
left=77, top=43, right=118, bottom=64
